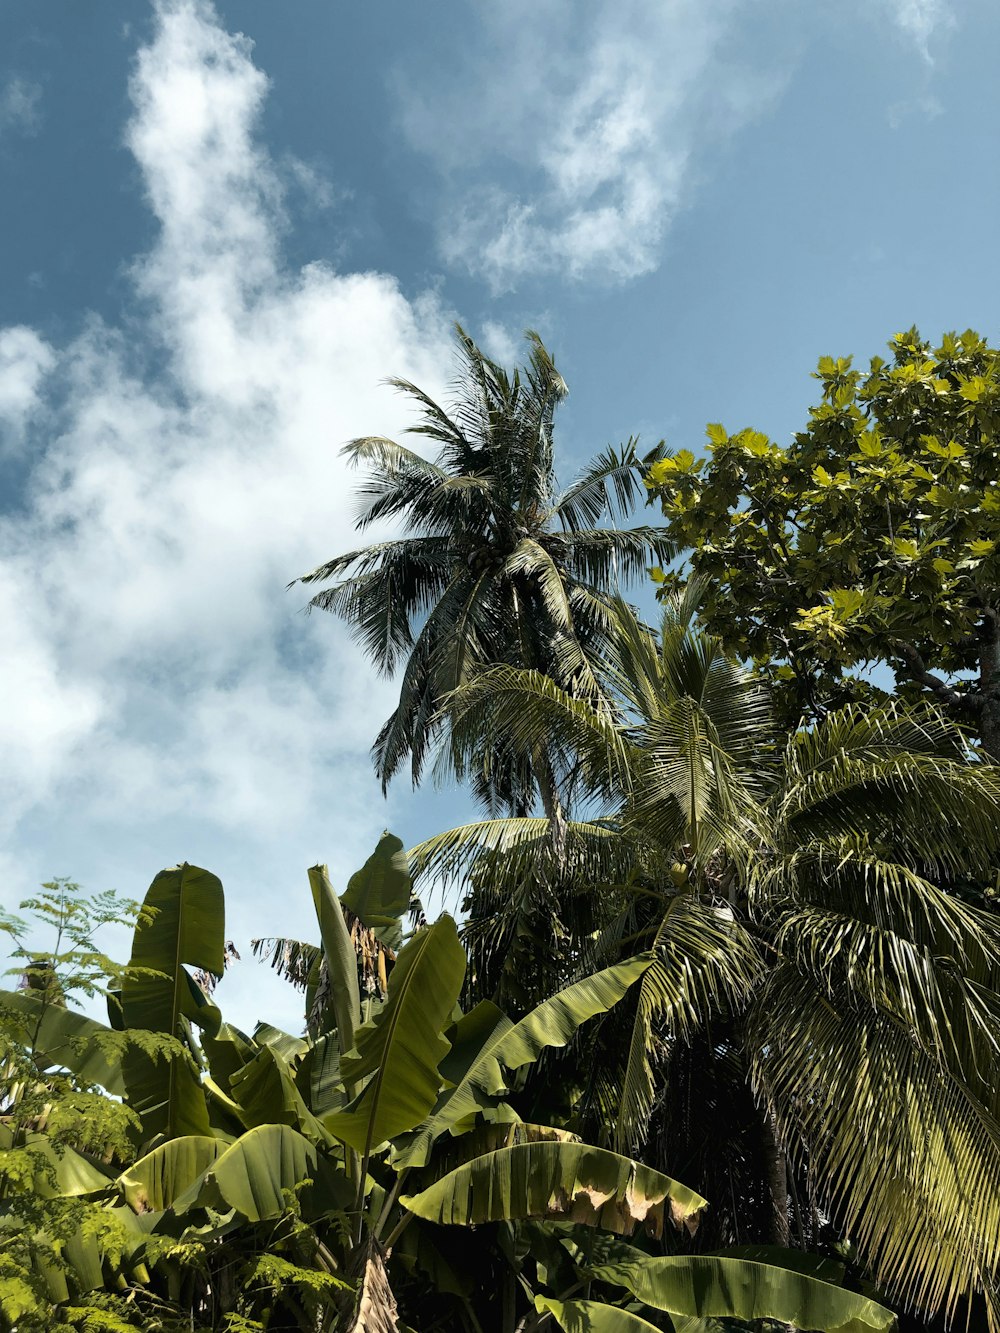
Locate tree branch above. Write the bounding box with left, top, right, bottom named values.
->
left=890, top=640, right=983, bottom=715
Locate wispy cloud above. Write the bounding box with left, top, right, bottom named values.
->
left=0, top=75, right=42, bottom=138
left=396, top=0, right=786, bottom=291
left=883, top=0, right=954, bottom=62
left=0, top=0, right=454, bottom=1027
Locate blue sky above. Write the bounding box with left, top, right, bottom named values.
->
left=0, top=0, right=996, bottom=1029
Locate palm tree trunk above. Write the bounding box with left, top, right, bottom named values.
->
left=533, top=745, right=567, bottom=863
left=760, top=1107, right=791, bottom=1246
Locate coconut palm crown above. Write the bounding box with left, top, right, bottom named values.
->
left=292, top=325, right=673, bottom=816
left=411, top=593, right=1000, bottom=1330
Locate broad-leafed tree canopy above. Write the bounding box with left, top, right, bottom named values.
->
left=647, top=329, right=1000, bottom=750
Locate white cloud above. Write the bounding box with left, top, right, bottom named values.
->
left=0, top=75, right=42, bottom=138
left=397, top=0, right=786, bottom=291
left=478, top=320, right=522, bottom=367
left=0, top=0, right=457, bottom=1029
left=884, top=0, right=954, bottom=61
left=0, top=327, right=54, bottom=445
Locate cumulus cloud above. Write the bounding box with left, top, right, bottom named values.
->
left=396, top=0, right=785, bottom=291
left=0, top=327, right=54, bottom=445
left=0, top=75, right=41, bottom=138
left=0, top=0, right=455, bottom=1028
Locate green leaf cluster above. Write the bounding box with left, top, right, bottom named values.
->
left=646, top=329, right=1000, bottom=744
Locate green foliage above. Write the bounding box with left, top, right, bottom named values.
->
left=326, top=915, right=466, bottom=1154
left=646, top=329, right=1000, bottom=748
left=121, top=863, right=226, bottom=1142
left=586, top=1251, right=895, bottom=1333
left=0, top=844, right=889, bottom=1333
left=424, top=597, right=1000, bottom=1327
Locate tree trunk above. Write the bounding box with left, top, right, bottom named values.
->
left=980, top=611, right=1000, bottom=762
left=533, top=745, right=567, bottom=864
left=760, top=1107, right=791, bottom=1246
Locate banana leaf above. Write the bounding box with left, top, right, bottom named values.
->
left=326, top=916, right=466, bottom=1154
left=253, top=1021, right=309, bottom=1063
left=296, top=1030, right=345, bottom=1118
left=167, top=1123, right=319, bottom=1222
left=202, top=1021, right=258, bottom=1096
left=121, top=863, right=226, bottom=1139
left=228, top=1043, right=331, bottom=1144
left=708, top=1245, right=846, bottom=1284
left=401, top=1140, right=707, bottom=1237
left=309, top=864, right=361, bottom=1063
left=342, top=831, right=411, bottom=947
left=118, top=1135, right=225, bottom=1212
left=0, top=989, right=125, bottom=1095
left=394, top=955, right=653, bottom=1168
left=589, top=1254, right=896, bottom=1333
left=536, top=1297, right=662, bottom=1333
left=0, top=1126, right=113, bottom=1197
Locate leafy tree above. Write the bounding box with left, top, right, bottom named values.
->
left=645, top=328, right=1000, bottom=752
left=0, top=883, right=176, bottom=1331
left=291, top=325, right=672, bottom=817
left=414, top=597, right=1000, bottom=1327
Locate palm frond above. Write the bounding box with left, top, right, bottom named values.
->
left=250, top=937, right=319, bottom=992
left=618, top=895, right=763, bottom=1153
left=448, top=665, right=635, bottom=806
left=558, top=526, right=676, bottom=588
left=553, top=440, right=671, bottom=532
left=408, top=817, right=630, bottom=899
left=751, top=965, right=1000, bottom=1327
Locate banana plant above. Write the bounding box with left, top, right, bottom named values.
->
left=2, top=841, right=898, bottom=1333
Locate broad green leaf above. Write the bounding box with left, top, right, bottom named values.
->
left=708, top=1246, right=845, bottom=1285
left=395, top=955, right=653, bottom=1168
left=118, top=1135, right=225, bottom=1212
left=296, top=1031, right=345, bottom=1118
left=252, top=1022, right=309, bottom=1064
left=590, top=1255, right=896, bottom=1333
left=438, top=1000, right=507, bottom=1087
left=202, top=1021, right=257, bottom=1097
left=342, top=831, right=411, bottom=938
left=536, top=1297, right=661, bottom=1333
left=121, top=863, right=225, bottom=1139
left=170, top=1124, right=318, bottom=1221
left=325, top=916, right=466, bottom=1154
left=309, top=863, right=361, bottom=1067
left=61, top=1230, right=104, bottom=1294
left=0, top=989, right=125, bottom=1096
left=401, top=1140, right=706, bottom=1237
left=229, top=1044, right=330, bottom=1143
left=1, top=1127, right=113, bottom=1198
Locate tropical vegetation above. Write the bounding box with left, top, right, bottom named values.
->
left=6, top=326, right=1000, bottom=1333
left=1, top=844, right=894, bottom=1333
left=418, top=594, right=1000, bottom=1325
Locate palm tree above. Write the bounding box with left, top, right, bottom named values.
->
left=409, top=594, right=1000, bottom=1329
left=291, top=325, right=672, bottom=818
